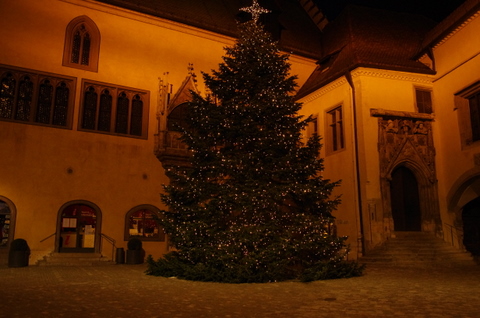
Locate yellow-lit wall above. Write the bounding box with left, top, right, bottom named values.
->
left=430, top=11, right=480, bottom=245
left=299, top=68, right=436, bottom=256
left=0, top=0, right=317, bottom=263
left=299, top=77, right=361, bottom=257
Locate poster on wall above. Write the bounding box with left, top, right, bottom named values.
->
left=62, top=234, right=77, bottom=248
left=62, top=218, right=77, bottom=228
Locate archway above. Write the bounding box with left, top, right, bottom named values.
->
left=57, top=201, right=101, bottom=253
left=390, top=166, right=422, bottom=231
left=462, top=197, right=480, bottom=255
left=0, top=197, right=16, bottom=265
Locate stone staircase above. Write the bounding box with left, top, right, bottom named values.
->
left=36, top=253, right=114, bottom=266
left=360, top=231, right=477, bottom=267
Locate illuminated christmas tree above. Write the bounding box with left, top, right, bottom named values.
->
left=147, top=1, right=364, bottom=283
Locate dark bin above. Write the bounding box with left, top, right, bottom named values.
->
left=116, top=247, right=125, bottom=264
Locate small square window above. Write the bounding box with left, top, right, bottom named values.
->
left=455, top=81, right=480, bottom=148
left=327, top=106, right=344, bottom=153
left=415, top=88, right=433, bottom=114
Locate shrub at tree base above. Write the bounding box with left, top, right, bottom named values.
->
left=146, top=251, right=364, bottom=283
left=147, top=10, right=365, bottom=283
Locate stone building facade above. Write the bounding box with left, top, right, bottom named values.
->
left=1, top=0, right=480, bottom=264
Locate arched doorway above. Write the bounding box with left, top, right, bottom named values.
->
left=58, top=202, right=100, bottom=253
left=0, top=200, right=12, bottom=248
left=0, top=198, right=16, bottom=265
left=390, top=166, right=422, bottom=231
left=462, top=197, right=480, bottom=255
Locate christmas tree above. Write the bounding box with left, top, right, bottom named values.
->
left=147, top=1, right=364, bottom=283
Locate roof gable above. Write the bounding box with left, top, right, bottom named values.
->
left=297, top=5, right=435, bottom=98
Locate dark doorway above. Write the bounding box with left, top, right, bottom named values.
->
left=390, top=166, right=421, bottom=231
left=59, top=204, right=97, bottom=253
left=462, top=197, right=480, bottom=256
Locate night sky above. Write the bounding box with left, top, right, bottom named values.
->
left=315, top=0, right=468, bottom=21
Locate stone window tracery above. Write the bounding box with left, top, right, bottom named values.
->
left=98, top=89, right=112, bottom=132
left=0, top=65, right=75, bottom=128
left=63, top=16, right=100, bottom=72
left=15, top=76, right=33, bottom=121
left=80, top=80, right=149, bottom=138
left=0, top=72, right=15, bottom=119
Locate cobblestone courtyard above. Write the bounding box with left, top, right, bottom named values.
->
left=1, top=263, right=479, bottom=318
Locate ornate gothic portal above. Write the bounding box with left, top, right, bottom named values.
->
left=372, top=109, right=442, bottom=237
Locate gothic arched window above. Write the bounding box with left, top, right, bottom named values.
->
left=115, top=92, right=129, bottom=134
left=0, top=66, right=74, bottom=128
left=0, top=72, right=16, bottom=119
left=15, top=76, right=33, bottom=121
left=63, top=16, right=100, bottom=72
left=36, top=79, right=54, bottom=124
left=79, top=82, right=148, bottom=138
left=52, top=82, right=70, bottom=126
left=98, top=89, right=112, bottom=132
left=130, top=95, right=143, bottom=136
left=82, top=86, right=98, bottom=130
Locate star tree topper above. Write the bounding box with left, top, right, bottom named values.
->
left=240, top=0, right=270, bottom=22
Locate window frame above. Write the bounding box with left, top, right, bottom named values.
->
left=0, top=64, right=76, bottom=129
left=79, top=79, right=150, bottom=139
left=455, top=81, right=480, bottom=148
left=326, top=105, right=345, bottom=154
left=306, top=114, right=319, bottom=138
left=124, top=205, right=165, bottom=242
left=414, top=87, right=433, bottom=114
left=63, top=16, right=100, bottom=72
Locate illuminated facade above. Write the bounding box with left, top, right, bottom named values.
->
left=0, top=0, right=479, bottom=265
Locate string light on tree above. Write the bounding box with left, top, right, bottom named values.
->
left=240, top=0, right=271, bottom=22
left=146, top=0, right=364, bottom=283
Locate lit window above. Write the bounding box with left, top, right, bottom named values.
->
left=80, top=81, right=149, bottom=138
left=63, top=16, right=100, bottom=72
left=0, top=66, right=75, bottom=128
left=327, top=106, right=344, bottom=152
left=0, top=200, right=12, bottom=247
left=415, top=88, right=433, bottom=114
left=125, top=207, right=165, bottom=241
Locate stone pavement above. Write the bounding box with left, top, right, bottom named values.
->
left=1, top=262, right=479, bottom=318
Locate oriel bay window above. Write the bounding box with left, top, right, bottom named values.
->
left=79, top=81, right=149, bottom=138
left=0, top=65, right=75, bottom=128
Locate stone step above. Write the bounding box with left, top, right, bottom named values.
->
left=360, top=232, right=476, bottom=267
left=36, top=253, right=114, bottom=266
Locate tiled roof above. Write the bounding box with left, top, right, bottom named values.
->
left=417, top=0, right=480, bottom=56
left=296, top=5, right=436, bottom=99
left=94, top=0, right=324, bottom=59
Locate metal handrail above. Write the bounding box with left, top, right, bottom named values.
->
left=101, top=233, right=116, bottom=262
left=444, top=223, right=463, bottom=247
left=40, top=232, right=56, bottom=243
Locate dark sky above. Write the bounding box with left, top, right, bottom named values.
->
left=315, top=0, right=468, bottom=21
